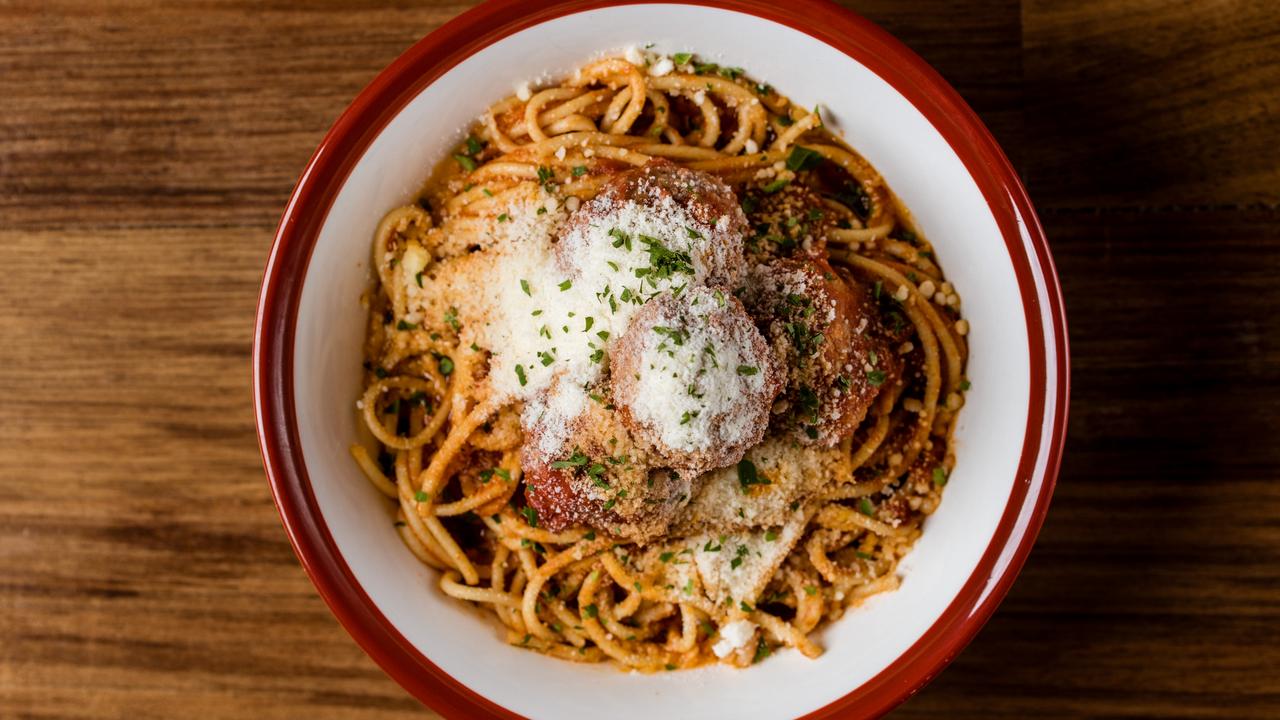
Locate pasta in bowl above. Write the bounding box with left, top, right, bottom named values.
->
left=351, top=52, right=969, bottom=671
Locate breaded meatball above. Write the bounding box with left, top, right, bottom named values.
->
left=555, top=160, right=748, bottom=289
left=521, top=386, right=692, bottom=543
left=609, top=286, right=781, bottom=475
left=739, top=182, right=835, bottom=263
left=742, top=258, right=898, bottom=446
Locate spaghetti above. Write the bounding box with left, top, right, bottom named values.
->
left=350, top=50, right=968, bottom=671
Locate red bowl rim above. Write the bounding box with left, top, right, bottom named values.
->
left=253, top=1, right=1069, bottom=717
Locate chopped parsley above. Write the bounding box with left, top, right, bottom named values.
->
left=550, top=449, right=589, bottom=469
left=762, top=177, right=790, bottom=194
left=672, top=52, right=693, bottom=65
left=414, top=490, right=429, bottom=502
left=933, top=467, right=949, bottom=486
left=858, top=497, right=876, bottom=516
left=752, top=637, right=772, bottom=664
left=452, top=153, right=476, bottom=172
left=514, top=364, right=527, bottom=386
left=520, top=279, right=531, bottom=296
left=736, top=365, right=759, bottom=376
left=737, top=458, right=771, bottom=493
left=571, top=165, right=587, bottom=177
left=520, top=506, right=539, bottom=528
left=785, top=145, right=823, bottom=172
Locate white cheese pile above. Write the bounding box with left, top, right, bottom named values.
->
left=626, top=287, right=768, bottom=454
left=423, top=185, right=740, bottom=460
left=711, top=619, right=758, bottom=658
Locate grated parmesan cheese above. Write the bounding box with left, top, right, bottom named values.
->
left=712, top=619, right=757, bottom=658
left=626, top=287, right=767, bottom=454
left=409, top=178, right=746, bottom=463
left=649, top=57, right=674, bottom=77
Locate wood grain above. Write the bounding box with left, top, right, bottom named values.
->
left=2, top=1, right=1277, bottom=718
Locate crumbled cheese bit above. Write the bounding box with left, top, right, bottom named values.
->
left=712, top=619, right=757, bottom=658
left=893, top=285, right=909, bottom=302
left=515, top=81, right=532, bottom=102
left=623, top=45, right=645, bottom=66
left=649, top=57, right=674, bottom=77
left=744, top=139, right=759, bottom=154
left=554, top=146, right=567, bottom=161
left=955, top=319, right=969, bottom=336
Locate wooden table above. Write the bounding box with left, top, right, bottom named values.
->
left=3, top=1, right=1277, bottom=717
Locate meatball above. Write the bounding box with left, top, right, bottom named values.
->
left=521, top=385, right=692, bottom=543
left=609, top=286, right=781, bottom=475
left=742, top=258, right=898, bottom=446
left=555, top=160, right=748, bottom=289
left=739, top=182, right=835, bottom=264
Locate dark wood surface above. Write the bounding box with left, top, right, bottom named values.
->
left=2, top=1, right=1277, bottom=718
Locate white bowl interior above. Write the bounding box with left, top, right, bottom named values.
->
left=293, top=6, right=1039, bottom=718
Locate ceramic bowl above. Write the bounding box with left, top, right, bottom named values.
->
left=254, top=1, right=1068, bottom=717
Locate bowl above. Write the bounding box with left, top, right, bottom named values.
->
left=253, top=1, right=1069, bottom=717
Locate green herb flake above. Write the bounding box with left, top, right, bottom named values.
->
left=515, top=364, right=527, bottom=386
left=785, top=145, right=823, bottom=172
left=520, top=506, right=539, bottom=528
left=737, top=458, right=771, bottom=493
left=736, top=365, right=759, bottom=376
left=752, top=637, right=772, bottom=664
left=550, top=449, right=589, bottom=469
left=858, top=497, right=876, bottom=516
left=762, top=177, right=790, bottom=194
left=933, top=467, right=949, bottom=486
left=453, top=154, right=476, bottom=172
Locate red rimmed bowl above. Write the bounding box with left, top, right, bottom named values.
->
left=253, top=1, right=1068, bottom=717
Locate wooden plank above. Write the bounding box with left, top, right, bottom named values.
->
left=1024, top=0, right=1280, bottom=208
